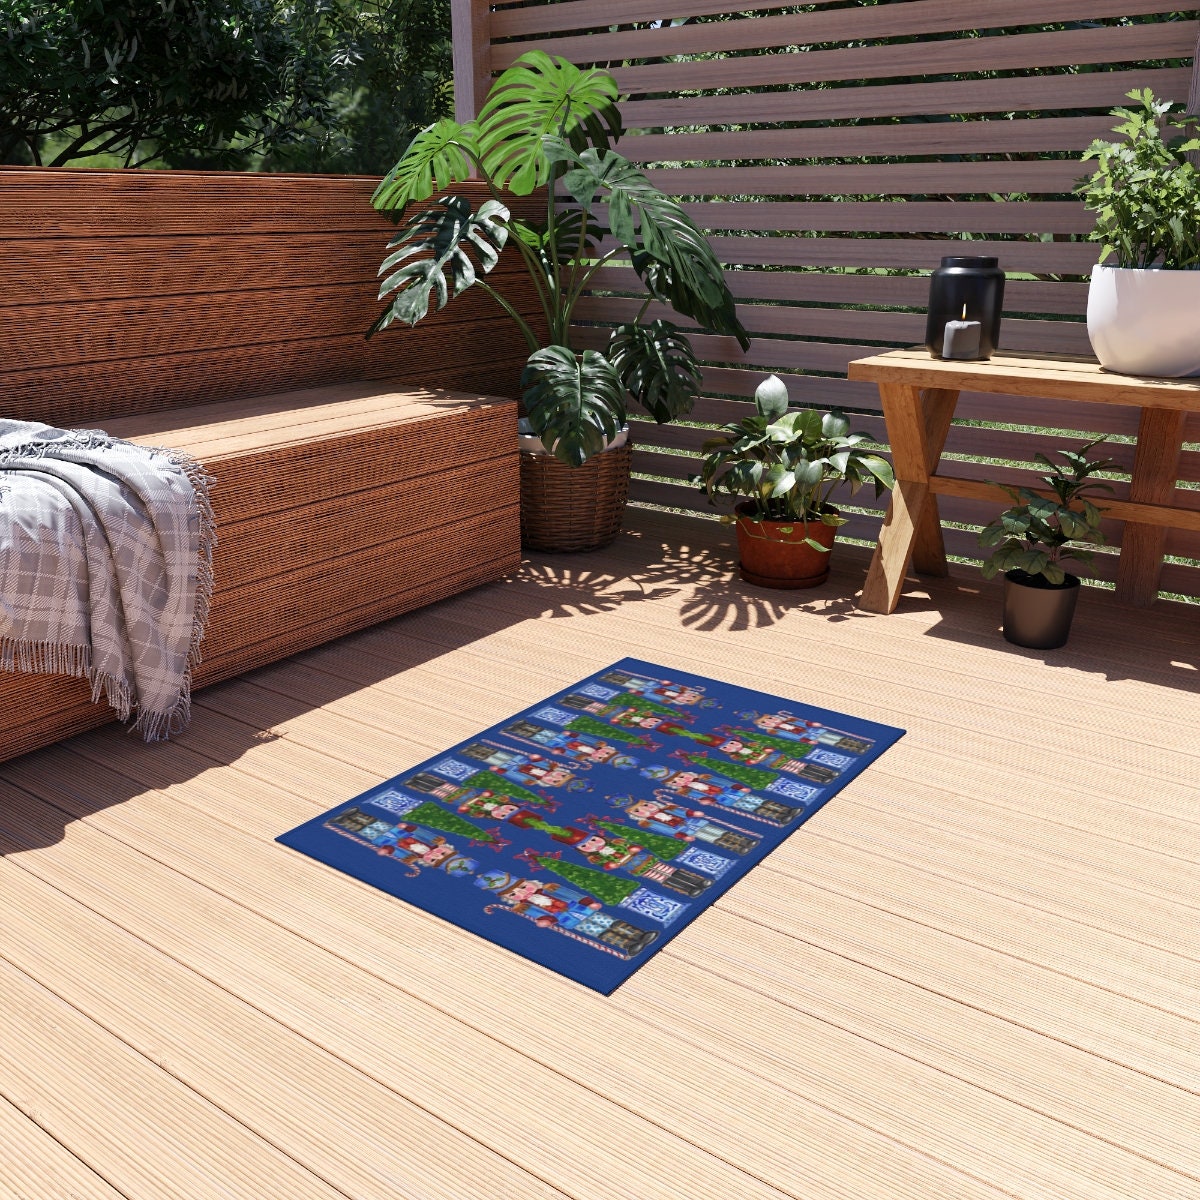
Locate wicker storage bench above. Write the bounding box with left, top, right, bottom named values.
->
left=0, top=381, right=519, bottom=763
left=0, top=168, right=544, bottom=765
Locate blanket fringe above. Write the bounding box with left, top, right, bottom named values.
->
left=1, top=429, right=217, bottom=743
left=139, top=443, right=216, bottom=742
left=90, top=669, right=135, bottom=725
left=0, top=637, right=92, bottom=679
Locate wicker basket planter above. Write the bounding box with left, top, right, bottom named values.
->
left=519, top=437, right=633, bottom=553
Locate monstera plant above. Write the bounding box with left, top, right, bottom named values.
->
left=368, top=51, right=749, bottom=467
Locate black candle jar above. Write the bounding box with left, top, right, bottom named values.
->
left=925, top=255, right=1005, bottom=360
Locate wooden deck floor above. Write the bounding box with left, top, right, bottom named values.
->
left=1, top=507, right=1198, bottom=1200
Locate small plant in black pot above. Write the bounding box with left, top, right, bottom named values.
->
left=979, top=439, right=1114, bottom=648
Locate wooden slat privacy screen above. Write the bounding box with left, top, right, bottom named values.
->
left=459, top=1, right=1200, bottom=601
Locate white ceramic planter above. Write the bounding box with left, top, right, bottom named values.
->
left=516, top=418, right=629, bottom=457
left=1087, top=264, right=1200, bottom=378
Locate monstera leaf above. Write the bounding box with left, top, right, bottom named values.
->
left=477, top=51, right=622, bottom=196
left=511, top=207, right=604, bottom=282
left=551, top=143, right=750, bottom=349
left=521, top=345, right=627, bottom=466
left=608, top=320, right=702, bottom=424
left=370, top=196, right=510, bottom=335
left=632, top=253, right=747, bottom=349
left=371, top=118, right=480, bottom=214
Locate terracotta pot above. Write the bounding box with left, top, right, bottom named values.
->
left=734, top=504, right=838, bottom=589
left=1002, top=570, right=1081, bottom=649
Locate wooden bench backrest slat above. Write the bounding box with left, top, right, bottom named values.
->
left=0, top=169, right=543, bottom=429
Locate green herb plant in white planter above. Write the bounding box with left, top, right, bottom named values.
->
left=1076, top=89, right=1200, bottom=377
left=700, top=374, right=895, bottom=589
left=366, top=52, right=748, bottom=550
left=979, top=439, right=1114, bottom=649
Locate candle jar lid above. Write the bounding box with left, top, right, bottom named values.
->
left=937, top=255, right=1000, bottom=270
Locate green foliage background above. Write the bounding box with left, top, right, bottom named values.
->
left=1, top=0, right=450, bottom=171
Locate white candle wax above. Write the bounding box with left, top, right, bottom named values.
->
left=942, top=319, right=982, bottom=359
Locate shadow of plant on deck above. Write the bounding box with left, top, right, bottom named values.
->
left=895, top=568, right=1200, bottom=693
left=514, top=518, right=878, bottom=632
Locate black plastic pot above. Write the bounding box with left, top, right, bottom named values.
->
left=1002, top=570, right=1081, bottom=649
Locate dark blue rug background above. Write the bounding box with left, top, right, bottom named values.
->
left=277, top=658, right=905, bottom=993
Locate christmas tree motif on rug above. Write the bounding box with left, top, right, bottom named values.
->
left=607, top=794, right=761, bottom=855
left=501, top=716, right=648, bottom=765
left=515, top=849, right=691, bottom=927
left=520, top=816, right=715, bottom=892
left=403, top=767, right=560, bottom=813
left=457, top=740, right=584, bottom=791
left=669, top=748, right=777, bottom=790
left=559, top=712, right=654, bottom=747
left=443, top=801, right=726, bottom=897
left=738, top=709, right=875, bottom=757
left=321, top=807, right=662, bottom=960
left=689, top=724, right=816, bottom=769
left=585, top=817, right=682, bottom=862
left=578, top=818, right=720, bottom=895
left=696, top=725, right=857, bottom=783
left=669, top=748, right=838, bottom=809
left=640, top=760, right=804, bottom=827
left=557, top=689, right=697, bottom=741
left=516, top=848, right=639, bottom=905
left=401, top=801, right=511, bottom=851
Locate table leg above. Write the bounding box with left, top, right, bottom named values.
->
left=1114, top=407, right=1185, bottom=607
left=859, top=384, right=959, bottom=614
left=911, top=387, right=960, bottom=576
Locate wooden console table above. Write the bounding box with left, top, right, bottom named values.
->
left=848, top=349, right=1200, bottom=613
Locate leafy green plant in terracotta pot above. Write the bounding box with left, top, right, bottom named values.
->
left=979, top=438, right=1114, bottom=649
left=366, top=51, right=748, bottom=549
left=699, top=375, right=895, bottom=589
left=1076, top=89, right=1200, bottom=377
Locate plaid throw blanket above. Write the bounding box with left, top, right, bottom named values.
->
left=0, top=420, right=216, bottom=741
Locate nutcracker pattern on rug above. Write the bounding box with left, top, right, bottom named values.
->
left=278, top=658, right=905, bottom=993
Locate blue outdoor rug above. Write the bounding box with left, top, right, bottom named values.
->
left=277, top=658, right=905, bottom=993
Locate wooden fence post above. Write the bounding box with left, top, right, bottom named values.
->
left=452, top=0, right=493, bottom=124
left=1190, top=28, right=1200, bottom=113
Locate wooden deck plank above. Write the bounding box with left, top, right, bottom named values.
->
left=359, top=600, right=1200, bottom=791
left=0, top=765, right=1014, bottom=1200
left=14, top=739, right=1200, bottom=1200
left=213, top=633, right=1200, bottom=849
left=217, top=616, right=1200, bottom=901
left=184, top=659, right=1200, bottom=980
left=58, top=720, right=1200, bottom=1099
left=0, top=509, right=1197, bottom=1199
left=296, top=542, right=1196, bottom=737
left=0, top=947, right=344, bottom=1200
left=263, top=593, right=1199, bottom=771
left=120, top=583, right=1200, bottom=1011
left=254, top=619, right=1200, bottom=844
left=216, top=654, right=1200, bottom=981
left=0, top=1092, right=126, bottom=1200
left=0, top=822, right=569, bottom=1200
left=673, top=906, right=1200, bottom=1182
